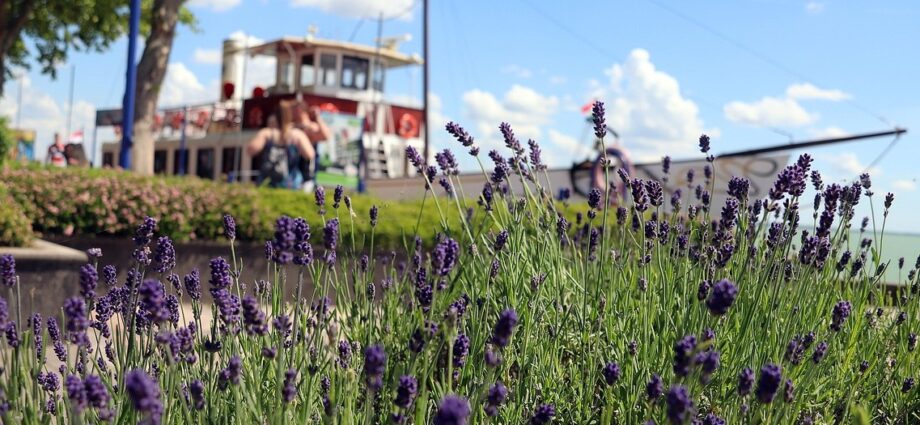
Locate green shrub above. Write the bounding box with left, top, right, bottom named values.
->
left=0, top=165, right=461, bottom=249
left=0, top=182, right=34, bottom=246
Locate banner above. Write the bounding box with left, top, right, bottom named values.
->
left=12, top=129, right=36, bottom=161
left=315, top=112, right=365, bottom=190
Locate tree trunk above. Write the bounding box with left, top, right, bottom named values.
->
left=132, top=0, right=184, bottom=175
left=0, top=0, right=37, bottom=98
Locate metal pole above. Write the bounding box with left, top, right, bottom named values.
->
left=66, top=64, right=75, bottom=137
left=178, top=106, right=188, bottom=176
left=422, top=0, right=429, bottom=163
left=119, top=0, right=141, bottom=169
left=234, top=36, right=248, bottom=182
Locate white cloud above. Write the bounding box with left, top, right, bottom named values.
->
left=188, top=0, right=241, bottom=12
left=809, top=126, right=849, bottom=138
left=0, top=75, right=96, bottom=161
left=805, top=2, right=825, bottom=14
left=501, top=65, right=532, bottom=79
left=290, top=0, right=414, bottom=20
left=892, top=179, right=917, bottom=192
left=786, top=83, right=850, bottom=101
left=823, top=152, right=880, bottom=178
left=547, top=129, right=593, bottom=164
left=548, top=75, right=567, bottom=85
left=159, top=63, right=215, bottom=107
left=193, top=48, right=221, bottom=65
left=724, top=96, right=817, bottom=127
left=588, top=48, right=716, bottom=161
left=461, top=84, right=559, bottom=147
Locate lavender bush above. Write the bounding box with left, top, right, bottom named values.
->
left=0, top=102, right=918, bottom=423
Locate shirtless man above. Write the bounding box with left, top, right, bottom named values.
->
left=247, top=111, right=315, bottom=189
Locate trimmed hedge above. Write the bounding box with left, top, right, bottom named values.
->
left=0, top=181, right=34, bottom=247
left=1, top=165, right=461, bottom=249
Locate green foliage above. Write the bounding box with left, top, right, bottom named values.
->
left=0, top=116, right=13, bottom=166
left=0, top=182, right=34, bottom=246
left=0, top=0, right=196, bottom=92
left=0, top=165, right=455, bottom=249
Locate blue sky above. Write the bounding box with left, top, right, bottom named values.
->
left=2, top=0, right=919, bottom=231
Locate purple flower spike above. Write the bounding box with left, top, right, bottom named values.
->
left=363, top=344, right=387, bottom=391
left=592, top=101, right=606, bottom=139
left=1, top=254, right=16, bottom=287
left=706, top=279, right=738, bottom=315
left=665, top=385, right=693, bottom=424
left=530, top=404, right=556, bottom=425
left=492, top=309, right=519, bottom=349
left=602, top=362, right=621, bottom=386
left=125, top=369, right=163, bottom=425
left=755, top=363, right=782, bottom=404
left=433, top=395, right=471, bottom=425
left=394, top=375, right=418, bottom=409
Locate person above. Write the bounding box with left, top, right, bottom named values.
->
left=292, top=102, right=332, bottom=188
left=46, top=133, right=67, bottom=167
left=246, top=111, right=315, bottom=189
left=64, top=143, right=89, bottom=167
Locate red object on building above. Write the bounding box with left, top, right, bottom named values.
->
left=222, top=82, right=235, bottom=100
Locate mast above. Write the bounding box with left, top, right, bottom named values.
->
left=422, top=0, right=430, bottom=162
left=717, top=128, right=907, bottom=158
left=119, top=0, right=141, bottom=169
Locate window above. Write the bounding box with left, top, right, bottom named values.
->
left=102, top=152, right=114, bottom=167
left=320, top=53, right=337, bottom=87
left=372, top=59, right=385, bottom=91
left=222, top=147, right=240, bottom=181
left=173, top=149, right=189, bottom=175
left=300, top=54, right=315, bottom=87
left=154, top=150, right=168, bottom=174
left=196, top=148, right=215, bottom=179
left=341, top=55, right=369, bottom=90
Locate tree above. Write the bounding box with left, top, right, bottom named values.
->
left=0, top=0, right=127, bottom=97
left=132, top=0, right=187, bottom=176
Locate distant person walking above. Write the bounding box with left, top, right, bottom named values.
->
left=46, top=133, right=67, bottom=167
left=246, top=111, right=315, bottom=189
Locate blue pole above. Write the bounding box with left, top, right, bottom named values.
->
left=178, top=106, right=188, bottom=175
left=119, top=0, right=141, bottom=169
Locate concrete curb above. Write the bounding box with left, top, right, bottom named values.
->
left=0, top=239, right=88, bottom=263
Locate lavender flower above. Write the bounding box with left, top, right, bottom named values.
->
left=63, top=297, right=89, bottom=345
left=492, top=309, right=519, bottom=348
left=0, top=254, right=15, bottom=287
left=494, top=230, right=510, bottom=252
left=363, top=344, right=387, bottom=390
left=241, top=295, right=268, bottom=336
left=394, top=375, right=418, bottom=409
left=431, top=238, right=460, bottom=277
left=830, top=300, right=852, bottom=332
left=705, top=279, right=738, bottom=315
left=152, top=237, right=176, bottom=273
left=218, top=356, right=243, bottom=390
left=222, top=214, right=236, bottom=240
left=133, top=217, right=158, bottom=247
left=445, top=122, right=476, bottom=153
left=66, top=375, right=88, bottom=412
left=324, top=218, right=339, bottom=252
left=453, top=334, right=471, bottom=367
left=666, top=385, right=693, bottom=424
left=333, top=185, right=344, bottom=208
left=138, top=279, right=170, bottom=324
left=530, top=404, right=556, bottom=425
left=183, top=269, right=201, bottom=301
left=647, top=374, right=664, bottom=400
left=434, top=395, right=471, bottom=425
left=755, top=363, right=782, bottom=403
left=903, top=378, right=915, bottom=393
left=188, top=380, right=205, bottom=410
left=484, top=382, right=508, bottom=417
left=592, top=101, right=606, bottom=139
left=282, top=369, right=298, bottom=403
left=314, top=185, right=326, bottom=208
left=602, top=362, right=621, bottom=386
left=528, top=139, right=545, bottom=170
left=4, top=322, right=18, bottom=348
left=125, top=369, right=163, bottom=425
left=588, top=188, right=602, bottom=209
left=673, top=335, right=697, bottom=377
left=738, top=367, right=754, bottom=396
left=78, top=263, right=98, bottom=300
left=370, top=205, right=379, bottom=227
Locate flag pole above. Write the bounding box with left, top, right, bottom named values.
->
left=119, top=0, right=141, bottom=169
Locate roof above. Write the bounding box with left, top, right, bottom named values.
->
left=247, top=36, right=423, bottom=68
